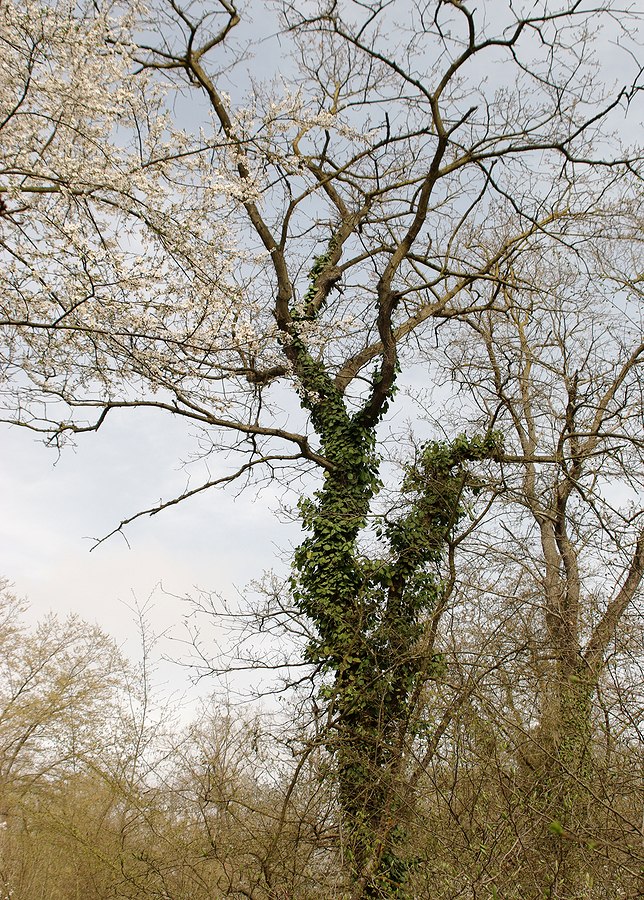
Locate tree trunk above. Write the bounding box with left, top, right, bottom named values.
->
left=530, top=667, right=595, bottom=899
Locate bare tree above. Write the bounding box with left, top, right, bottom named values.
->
left=421, top=208, right=644, bottom=896
left=0, top=581, right=331, bottom=899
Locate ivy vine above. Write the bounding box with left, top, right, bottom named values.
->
left=286, top=231, right=502, bottom=895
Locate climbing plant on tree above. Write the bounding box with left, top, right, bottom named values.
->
left=292, top=424, right=501, bottom=894
left=0, top=0, right=641, bottom=895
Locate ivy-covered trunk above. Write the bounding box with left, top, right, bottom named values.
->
left=295, top=454, right=429, bottom=895
left=291, top=389, right=406, bottom=896
left=276, top=232, right=500, bottom=895
left=288, top=359, right=499, bottom=895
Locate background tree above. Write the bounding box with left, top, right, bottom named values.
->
left=1, top=1, right=642, bottom=895
left=407, top=207, right=644, bottom=897
left=0, top=579, right=127, bottom=898
left=0, top=581, right=336, bottom=900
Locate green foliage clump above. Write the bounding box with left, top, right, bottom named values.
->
left=300, top=235, right=339, bottom=311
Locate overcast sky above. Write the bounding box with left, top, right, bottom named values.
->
left=0, top=402, right=304, bottom=698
